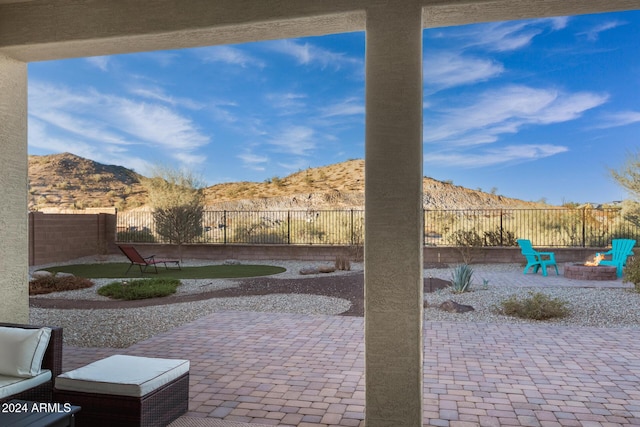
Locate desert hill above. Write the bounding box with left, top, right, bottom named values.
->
left=29, top=153, right=147, bottom=212
left=28, top=153, right=543, bottom=212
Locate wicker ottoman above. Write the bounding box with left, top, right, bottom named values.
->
left=54, top=355, right=189, bottom=427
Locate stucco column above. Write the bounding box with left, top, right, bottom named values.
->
left=364, top=3, right=424, bottom=426
left=0, top=54, right=29, bottom=323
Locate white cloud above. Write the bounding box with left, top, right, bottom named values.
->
left=578, top=21, right=626, bottom=41
left=437, top=18, right=567, bottom=53
left=320, top=97, right=364, bottom=118
left=547, top=16, right=570, bottom=30
left=28, top=80, right=211, bottom=170
left=267, top=39, right=360, bottom=70
left=268, top=126, right=315, bottom=156
left=424, top=85, right=608, bottom=145
left=424, top=144, right=568, bottom=168
left=129, top=86, right=204, bottom=110
left=596, top=111, right=640, bottom=128
left=424, top=52, right=504, bottom=90
left=172, top=152, right=207, bottom=165
left=266, top=92, right=307, bottom=113
left=238, top=152, right=269, bottom=171
left=110, top=98, right=209, bottom=151
left=85, top=56, right=110, bottom=71
left=195, top=45, right=265, bottom=68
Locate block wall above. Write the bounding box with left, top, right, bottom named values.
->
left=29, top=212, right=117, bottom=266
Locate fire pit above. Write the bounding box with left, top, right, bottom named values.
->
left=564, top=263, right=617, bottom=281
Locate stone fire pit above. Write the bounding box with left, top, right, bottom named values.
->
left=564, top=263, right=617, bottom=281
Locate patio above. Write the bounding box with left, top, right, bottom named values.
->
left=57, top=267, right=640, bottom=427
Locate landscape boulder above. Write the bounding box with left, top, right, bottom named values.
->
left=31, top=270, right=53, bottom=279
left=438, top=300, right=474, bottom=313
left=55, top=272, right=75, bottom=278
left=318, top=265, right=336, bottom=273
left=299, top=267, right=320, bottom=275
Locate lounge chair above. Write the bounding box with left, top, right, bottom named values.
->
left=517, top=239, right=559, bottom=277
left=118, top=245, right=181, bottom=275
left=599, top=239, right=636, bottom=278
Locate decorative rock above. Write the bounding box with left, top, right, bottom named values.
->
left=438, top=300, right=474, bottom=313
left=223, top=259, right=241, bottom=265
left=318, top=265, right=336, bottom=274
left=55, top=272, right=75, bottom=278
left=299, top=267, right=320, bottom=275
left=31, top=270, right=53, bottom=278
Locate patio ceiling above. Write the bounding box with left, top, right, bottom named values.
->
left=1, top=0, right=639, bottom=62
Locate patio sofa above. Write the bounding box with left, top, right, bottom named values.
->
left=0, top=323, right=63, bottom=403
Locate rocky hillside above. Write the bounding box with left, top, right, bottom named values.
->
left=29, top=153, right=147, bottom=212
left=29, top=153, right=543, bottom=212
left=203, top=159, right=542, bottom=210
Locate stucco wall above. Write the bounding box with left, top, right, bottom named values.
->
left=0, top=53, right=28, bottom=323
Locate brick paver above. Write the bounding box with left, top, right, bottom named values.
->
left=60, top=269, right=640, bottom=426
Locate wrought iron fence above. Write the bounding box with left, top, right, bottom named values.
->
left=424, top=207, right=639, bottom=247
left=117, top=209, right=365, bottom=246
left=116, top=207, right=639, bottom=247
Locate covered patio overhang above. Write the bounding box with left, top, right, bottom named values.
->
left=1, top=1, right=639, bottom=425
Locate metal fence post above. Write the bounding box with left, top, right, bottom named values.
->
left=500, top=209, right=503, bottom=246
left=223, top=210, right=227, bottom=244
left=350, top=209, right=354, bottom=246
left=582, top=207, right=586, bottom=247
left=287, top=211, right=291, bottom=244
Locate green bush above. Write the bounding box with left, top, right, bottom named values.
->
left=498, top=291, right=569, bottom=320
left=623, top=256, right=640, bottom=291
left=117, top=228, right=156, bottom=243
left=29, top=275, right=94, bottom=295
left=450, top=264, right=473, bottom=293
left=98, top=278, right=181, bottom=300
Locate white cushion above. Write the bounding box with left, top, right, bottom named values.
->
left=0, top=370, right=51, bottom=399
left=55, top=355, right=189, bottom=397
left=0, top=327, right=52, bottom=378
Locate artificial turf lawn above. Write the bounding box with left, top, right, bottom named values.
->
left=44, top=263, right=286, bottom=279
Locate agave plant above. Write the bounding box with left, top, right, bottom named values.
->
left=450, top=264, right=473, bottom=293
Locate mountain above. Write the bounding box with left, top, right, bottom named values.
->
left=29, top=153, right=147, bottom=212
left=28, top=153, right=543, bottom=212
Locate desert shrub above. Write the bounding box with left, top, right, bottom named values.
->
left=29, top=275, right=94, bottom=295
left=448, top=229, right=484, bottom=247
left=450, top=264, right=473, bottom=293
left=335, top=254, right=351, bottom=271
left=483, top=227, right=517, bottom=246
left=98, top=278, right=180, bottom=300
left=623, top=256, right=640, bottom=291
left=117, top=228, right=156, bottom=243
left=498, top=291, right=569, bottom=320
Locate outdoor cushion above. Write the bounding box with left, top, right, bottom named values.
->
left=0, top=326, right=51, bottom=378
left=0, top=370, right=51, bottom=399
left=55, top=355, right=190, bottom=397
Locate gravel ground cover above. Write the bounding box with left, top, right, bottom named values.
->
left=29, top=257, right=640, bottom=348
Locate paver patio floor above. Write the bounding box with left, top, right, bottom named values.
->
left=62, top=309, right=640, bottom=427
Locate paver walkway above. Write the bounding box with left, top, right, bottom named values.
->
left=63, top=315, right=640, bottom=426
left=59, top=267, right=640, bottom=426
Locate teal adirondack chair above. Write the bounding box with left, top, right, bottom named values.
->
left=599, top=239, right=636, bottom=277
left=517, top=239, right=559, bottom=277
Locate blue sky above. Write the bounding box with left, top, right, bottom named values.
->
left=28, top=10, right=640, bottom=205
